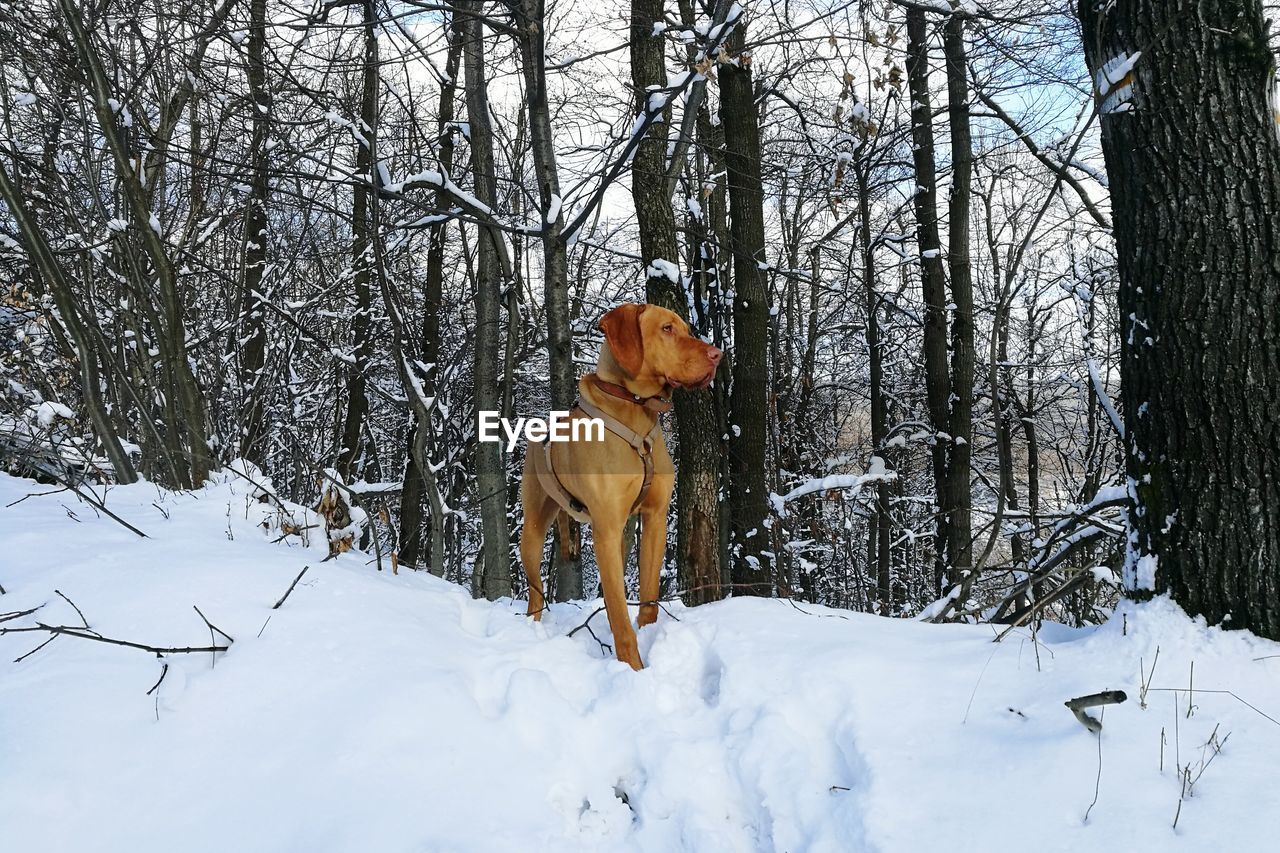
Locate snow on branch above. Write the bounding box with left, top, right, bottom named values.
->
left=770, top=456, right=896, bottom=517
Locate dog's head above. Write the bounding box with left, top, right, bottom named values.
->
left=599, top=303, right=722, bottom=390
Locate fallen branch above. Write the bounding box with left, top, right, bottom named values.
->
left=1066, top=690, right=1127, bottom=733
left=273, top=566, right=310, bottom=610
left=567, top=606, right=613, bottom=657
left=258, top=566, right=311, bottom=637
left=59, top=477, right=148, bottom=538
left=0, top=623, right=229, bottom=655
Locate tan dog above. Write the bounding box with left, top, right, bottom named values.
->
left=519, top=303, right=722, bottom=669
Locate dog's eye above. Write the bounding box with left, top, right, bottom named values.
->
left=663, top=324, right=673, bottom=333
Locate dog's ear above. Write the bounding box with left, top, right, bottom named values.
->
left=599, top=303, right=647, bottom=377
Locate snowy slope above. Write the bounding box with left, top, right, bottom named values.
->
left=2, top=471, right=1278, bottom=853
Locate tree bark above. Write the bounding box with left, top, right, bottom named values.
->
left=631, top=0, right=724, bottom=605
left=1078, top=0, right=1280, bottom=638
left=942, top=12, right=975, bottom=601
left=399, top=24, right=462, bottom=576
left=336, top=0, right=378, bottom=482
left=718, top=13, right=771, bottom=596
left=0, top=162, right=137, bottom=483
left=516, top=0, right=581, bottom=601
left=905, top=8, right=953, bottom=595
left=461, top=0, right=512, bottom=600
left=57, top=0, right=209, bottom=488
left=856, top=164, right=893, bottom=612
left=238, top=0, right=270, bottom=465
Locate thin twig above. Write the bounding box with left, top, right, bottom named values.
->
left=962, top=641, right=1002, bottom=724
left=1084, top=707, right=1105, bottom=822
left=192, top=605, right=233, bottom=667
left=273, top=566, right=310, bottom=609
left=59, top=478, right=148, bottom=538
left=567, top=606, right=613, bottom=656
left=1145, top=687, right=1280, bottom=728
left=13, top=633, right=58, bottom=663
left=5, top=486, right=69, bottom=507
left=0, top=604, right=44, bottom=624
left=147, top=659, right=169, bottom=721
left=146, top=660, right=170, bottom=696
left=258, top=566, right=312, bottom=637
left=192, top=606, right=234, bottom=642
left=55, top=589, right=89, bottom=629
left=1140, top=646, right=1160, bottom=709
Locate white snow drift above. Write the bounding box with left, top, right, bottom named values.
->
left=2, top=471, right=1278, bottom=852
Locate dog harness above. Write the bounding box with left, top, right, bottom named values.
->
left=531, top=378, right=667, bottom=523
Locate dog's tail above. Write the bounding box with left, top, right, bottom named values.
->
left=555, top=511, right=581, bottom=561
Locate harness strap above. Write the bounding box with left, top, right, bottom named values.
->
left=531, top=437, right=592, bottom=524
left=533, top=398, right=663, bottom=521
left=577, top=397, right=661, bottom=516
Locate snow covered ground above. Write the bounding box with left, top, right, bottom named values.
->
left=2, top=471, right=1278, bottom=853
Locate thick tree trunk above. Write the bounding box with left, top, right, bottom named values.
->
left=461, top=0, right=511, bottom=600
left=238, top=0, right=270, bottom=465
left=631, top=0, right=724, bottom=606
left=1078, top=0, right=1280, bottom=638
left=719, top=16, right=772, bottom=596
left=905, top=9, right=953, bottom=595
left=517, top=0, right=581, bottom=601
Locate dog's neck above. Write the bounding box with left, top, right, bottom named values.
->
left=585, top=345, right=668, bottom=432
left=594, top=344, right=670, bottom=402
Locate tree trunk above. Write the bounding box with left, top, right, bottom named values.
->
left=0, top=163, right=138, bottom=483
left=856, top=165, right=893, bottom=612
left=238, top=0, right=270, bottom=465
left=58, top=0, right=209, bottom=488
left=631, top=0, right=724, bottom=606
left=461, top=0, right=511, bottom=600
left=516, top=0, right=581, bottom=601
left=719, top=15, right=771, bottom=596
left=1078, top=0, right=1280, bottom=638
left=399, top=25, right=462, bottom=576
left=336, top=0, right=377, bottom=481
left=942, top=12, right=975, bottom=600
left=906, top=8, right=953, bottom=595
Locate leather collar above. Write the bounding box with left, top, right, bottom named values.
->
left=592, top=376, right=673, bottom=414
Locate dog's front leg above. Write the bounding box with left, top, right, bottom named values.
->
left=636, top=509, right=666, bottom=628
left=594, top=520, right=643, bottom=670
